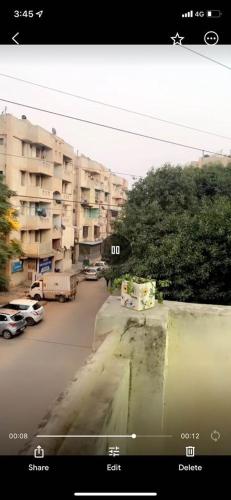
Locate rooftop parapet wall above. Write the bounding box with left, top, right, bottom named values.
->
left=25, top=298, right=231, bottom=456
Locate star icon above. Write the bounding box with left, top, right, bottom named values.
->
left=170, top=32, right=184, bottom=45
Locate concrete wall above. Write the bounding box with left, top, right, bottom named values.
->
left=162, top=303, right=231, bottom=455
left=25, top=298, right=231, bottom=456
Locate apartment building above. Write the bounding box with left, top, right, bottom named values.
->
left=192, top=154, right=231, bottom=168
left=0, top=113, right=74, bottom=286
left=74, top=155, right=128, bottom=263
left=108, top=172, right=128, bottom=234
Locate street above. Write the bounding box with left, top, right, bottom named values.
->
left=0, top=278, right=108, bottom=455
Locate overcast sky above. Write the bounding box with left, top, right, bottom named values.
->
left=0, top=44, right=231, bottom=182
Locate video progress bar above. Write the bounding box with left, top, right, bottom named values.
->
left=74, top=494, right=157, bottom=497
left=36, top=434, right=172, bottom=438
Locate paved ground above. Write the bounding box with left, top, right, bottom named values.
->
left=0, top=278, right=108, bottom=455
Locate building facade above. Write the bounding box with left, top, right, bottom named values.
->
left=74, top=155, right=128, bottom=263
left=192, top=154, right=231, bottom=168
left=0, top=114, right=74, bottom=286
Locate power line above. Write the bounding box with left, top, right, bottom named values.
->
left=0, top=98, right=230, bottom=159
left=10, top=193, right=126, bottom=209
left=180, top=45, right=231, bottom=72
left=0, top=71, right=230, bottom=141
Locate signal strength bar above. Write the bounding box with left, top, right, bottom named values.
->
left=182, top=10, right=193, bottom=17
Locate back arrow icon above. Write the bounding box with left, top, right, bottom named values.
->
left=12, top=32, right=19, bottom=45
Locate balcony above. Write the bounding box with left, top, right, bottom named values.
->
left=94, top=180, right=104, bottom=190
left=54, top=249, right=64, bottom=261
left=22, top=241, right=54, bottom=258
left=25, top=157, right=53, bottom=176
left=79, top=236, right=103, bottom=244
left=80, top=188, right=95, bottom=206
left=62, top=192, right=72, bottom=202
left=19, top=185, right=53, bottom=200
left=80, top=176, right=94, bottom=190
left=26, top=126, right=54, bottom=149
left=84, top=163, right=102, bottom=175
left=62, top=166, right=73, bottom=183
left=52, top=226, right=62, bottom=239
left=111, top=175, right=124, bottom=186
left=81, top=175, right=103, bottom=191
left=53, top=150, right=63, bottom=165
left=111, top=197, right=125, bottom=208
left=62, top=142, right=74, bottom=159
left=110, top=204, right=120, bottom=211
left=20, top=214, right=52, bottom=230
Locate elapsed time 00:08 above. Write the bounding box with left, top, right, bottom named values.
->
left=9, top=433, right=28, bottom=439
left=181, top=433, right=200, bottom=440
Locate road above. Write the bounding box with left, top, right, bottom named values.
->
left=0, top=278, right=108, bottom=454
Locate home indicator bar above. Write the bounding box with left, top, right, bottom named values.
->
left=74, top=494, right=158, bottom=497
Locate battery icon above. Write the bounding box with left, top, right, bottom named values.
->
left=206, top=10, right=222, bottom=18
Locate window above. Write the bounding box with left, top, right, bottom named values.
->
left=94, top=226, right=100, bottom=239
left=0, top=138, right=4, bottom=145
left=95, top=189, right=100, bottom=202
left=83, top=226, right=89, bottom=238
left=20, top=201, right=27, bottom=215
left=33, top=303, right=41, bottom=310
left=0, top=315, right=7, bottom=321
left=36, top=147, right=41, bottom=158
left=21, top=171, right=26, bottom=186
left=85, top=208, right=99, bottom=219
left=4, top=304, right=18, bottom=310
left=21, top=231, right=26, bottom=243
left=13, top=314, right=24, bottom=321
left=36, top=175, right=41, bottom=187
left=62, top=182, right=68, bottom=193
left=22, top=141, right=26, bottom=156
left=35, top=231, right=41, bottom=242
left=31, top=282, right=40, bottom=289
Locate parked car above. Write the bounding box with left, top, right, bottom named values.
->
left=1, top=299, right=44, bottom=326
left=0, top=309, right=26, bottom=339
left=94, top=261, right=108, bottom=270
left=85, top=267, right=101, bottom=281
left=82, top=265, right=91, bottom=273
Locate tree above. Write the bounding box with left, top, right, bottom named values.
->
left=113, top=162, right=231, bottom=305
left=0, top=175, right=22, bottom=290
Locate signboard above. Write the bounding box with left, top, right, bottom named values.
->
left=11, top=260, right=23, bottom=273
left=39, top=257, right=53, bottom=274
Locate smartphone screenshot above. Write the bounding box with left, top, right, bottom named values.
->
left=0, top=5, right=230, bottom=498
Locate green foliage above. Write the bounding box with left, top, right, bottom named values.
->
left=0, top=175, right=22, bottom=290
left=156, top=280, right=171, bottom=303
left=113, top=162, right=231, bottom=305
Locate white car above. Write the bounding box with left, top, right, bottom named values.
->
left=2, top=299, right=44, bottom=326
left=85, top=267, right=100, bottom=281
left=94, top=261, right=108, bottom=270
